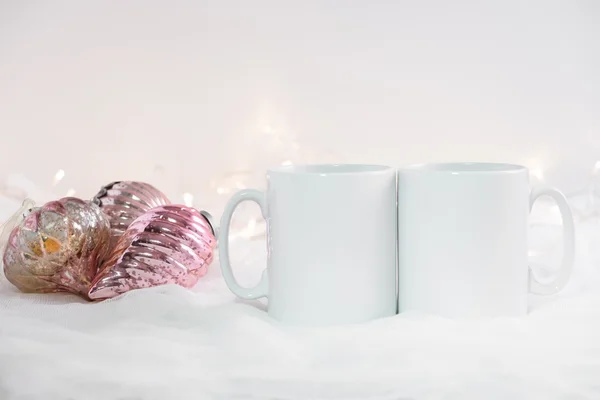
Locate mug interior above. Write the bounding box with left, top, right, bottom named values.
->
left=401, top=162, right=526, bottom=173
left=269, top=164, right=392, bottom=174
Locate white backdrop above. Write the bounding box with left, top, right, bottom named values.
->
left=2, top=3, right=600, bottom=398
left=1, top=0, right=599, bottom=209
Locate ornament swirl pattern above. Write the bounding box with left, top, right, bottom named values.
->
left=88, top=204, right=216, bottom=300
left=2, top=197, right=111, bottom=298
left=92, top=181, right=171, bottom=253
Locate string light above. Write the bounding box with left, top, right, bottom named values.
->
left=530, top=167, right=544, bottom=182
left=230, top=218, right=263, bottom=240
left=2, top=158, right=599, bottom=241
left=528, top=249, right=539, bottom=257
left=52, top=169, right=65, bottom=186
left=182, top=192, right=194, bottom=207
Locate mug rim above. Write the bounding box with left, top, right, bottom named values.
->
left=268, top=163, right=394, bottom=175
left=399, top=162, right=527, bottom=174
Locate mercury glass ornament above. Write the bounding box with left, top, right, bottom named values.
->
left=1, top=197, right=111, bottom=298
left=88, top=204, right=217, bottom=300
left=92, top=181, right=171, bottom=253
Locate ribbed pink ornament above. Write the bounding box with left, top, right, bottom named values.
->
left=92, top=181, right=171, bottom=253
left=88, top=204, right=217, bottom=300
left=2, top=197, right=111, bottom=298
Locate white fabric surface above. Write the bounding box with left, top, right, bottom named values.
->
left=1, top=197, right=600, bottom=400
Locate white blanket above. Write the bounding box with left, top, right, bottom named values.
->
left=1, top=197, right=600, bottom=400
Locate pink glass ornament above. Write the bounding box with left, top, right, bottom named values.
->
left=2, top=197, right=111, bottom=298
left=92, top=181, right=171, bottom=253
left=88, top=204, right=217, bottom=300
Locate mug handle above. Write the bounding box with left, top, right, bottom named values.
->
left=219, top=189, right=269, bottom=300
left=528, top=185, right=575, bottom=295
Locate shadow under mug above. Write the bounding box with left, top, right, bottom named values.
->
left=397, top=162, right=575, bottom=318
left=219, top=164, right=397, bottom=325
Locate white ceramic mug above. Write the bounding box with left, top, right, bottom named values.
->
left=397, top=162, right=575, bottom=318
left=219, top=164, right=397, bottom=325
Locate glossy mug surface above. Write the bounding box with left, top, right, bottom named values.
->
left=397, top=162, right=575, bottom=318
left=219, top=164, right=397, bottom=325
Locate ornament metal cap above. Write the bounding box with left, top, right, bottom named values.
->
left=200, top=210, right=219, bottom=240
left=91, top=181, right=121, bottom=206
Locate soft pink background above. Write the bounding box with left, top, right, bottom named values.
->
left=1, top=0, right=598, bottom=206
